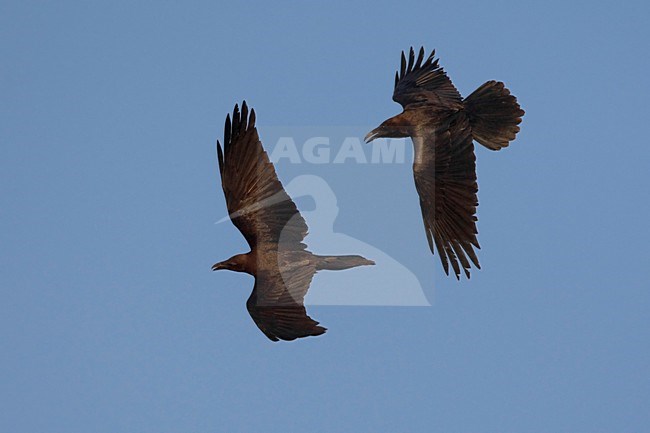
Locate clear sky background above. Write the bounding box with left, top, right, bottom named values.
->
left=2, top=1, right=649, bottom=432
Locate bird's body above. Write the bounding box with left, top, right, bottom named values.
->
left=366, top=47, right=524, bottom=279
left=213, top=102, right=373, bottom=341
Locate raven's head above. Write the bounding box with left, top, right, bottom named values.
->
left=365, top=114, right=411, bottom=143
left=211, top=253, right=252, bottom=274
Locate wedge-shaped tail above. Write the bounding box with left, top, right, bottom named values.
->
left=464, top=80, right=525, bottom=151
left=315, top=255, right=375, bottom=271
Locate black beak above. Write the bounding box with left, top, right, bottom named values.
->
left=211, top=262, right=226, bottom=271
left=364, top=128, right=380, bottom=143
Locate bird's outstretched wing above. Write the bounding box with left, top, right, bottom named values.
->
left=247, top=257, right=325, bottom=342
left=393, top=47, right=463, bottom=110
left=413, top=112, right=480, bottom=279
left=217, top=102, right=308, bottom=249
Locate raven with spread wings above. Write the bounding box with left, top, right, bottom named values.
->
left=365, top=47, right=524, bottom=279
left=213, top=102, right=374, bottom=341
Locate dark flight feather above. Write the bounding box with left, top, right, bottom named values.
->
left=217, top=101, right=308, bottom=250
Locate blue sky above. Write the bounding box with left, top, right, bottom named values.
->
left=2, top=1, right=649, bottom=432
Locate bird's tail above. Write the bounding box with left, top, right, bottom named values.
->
left=463, top=80, right=525, bottom=151
left=315, top=255, right=375, bottom=271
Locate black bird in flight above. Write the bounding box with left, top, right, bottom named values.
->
left=213, top=102, right=374, bottom=341
left=366, top=47, right=524, bottom=279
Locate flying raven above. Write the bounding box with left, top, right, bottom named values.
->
left=366, top=47, right=524, bottom=279
left=213, top=102, right=374, bottom=341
